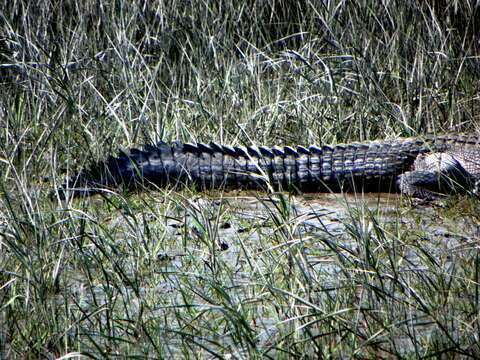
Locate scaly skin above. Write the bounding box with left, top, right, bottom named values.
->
left=57, top=134, right=480, bottom=198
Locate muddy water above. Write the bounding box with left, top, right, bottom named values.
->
left=188, top=192, right=479, bottom=354
left=101, top=189, right=480, bottom=292
left=209, top=191, right=478, bottom=245
left=86, top=191, right=479, bottom=355
left=220, top=191, right=403, bottom=231
left=185, top=192, right=405, bottom=254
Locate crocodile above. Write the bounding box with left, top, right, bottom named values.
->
left=56, top=134, right=480, bottom=199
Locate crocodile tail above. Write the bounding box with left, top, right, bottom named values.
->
left=57, top=141, right=183, bottom=197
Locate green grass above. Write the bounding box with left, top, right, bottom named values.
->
left=1, top=0, right=480, bottom=358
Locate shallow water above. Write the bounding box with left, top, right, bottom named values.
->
left=59, top=190, right=480, bottom=356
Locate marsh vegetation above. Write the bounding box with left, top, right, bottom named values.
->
left=1, top=0, right=480, bottom=357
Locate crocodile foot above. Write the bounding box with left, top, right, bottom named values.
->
left=398, top=152, right=477, bottom=199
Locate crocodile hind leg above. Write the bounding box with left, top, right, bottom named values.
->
left=398, top=152, right=476, bottom=198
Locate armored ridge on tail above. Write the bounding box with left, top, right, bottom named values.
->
left=57, top=134, right=480, bottom=198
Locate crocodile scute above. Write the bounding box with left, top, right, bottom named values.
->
left=56, top=134, right=480, bottom=198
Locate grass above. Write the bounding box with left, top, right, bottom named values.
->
left=1, top=0, right=480, bottom=358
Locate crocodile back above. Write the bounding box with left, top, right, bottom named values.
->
left=435, top=134, right=480, bottom=177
